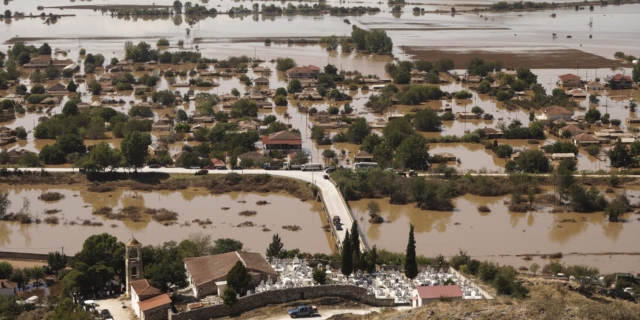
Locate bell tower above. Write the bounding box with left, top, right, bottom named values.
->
left=125, top=237, right=143, bottom=297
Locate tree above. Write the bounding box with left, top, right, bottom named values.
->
left=324, top=64, right=338, bottom=75
left=231, top=99, right=258, bottom=118
left=515, top=150, right=552, bottom=173
left=313, top=267, right=327, bottom=285
left=350, top=221, right=361, bottom=271
left=275, top=87, right=288, bottom=96
left=273, top=95, right=288, bottom=106
left=121, top=131, right=151, bottom=170
left=62, top=100, right=78, bottom=116
left=395, top=135, right=429, bottom=170
left=173, top=0, right=183, bottom=13
left=226, top=261, right=250, bottom=294
left=143, top=241, right=187, bottom=292
left=266, top=233, right=284, bottom=259
left=413, top=108, right=442, bottom=132
left=47, top=251, right=68, bottom=275
left=47, top=298, right=94, bottom=320
left=585, top=108, right=601, bottom=124
left=572, top=265, right=600, bottom=293
left=212, top=238, right=243, bottom=254
left=608, top=140, right=633, bottom=168
left=346, top=118, right=370, bottom=144
left=30, top=84, right=45, bottom=94
left=434, top=58, right=454, bottom=72
left=365, top=29, right=393, bottom=55
left=0, top=192, right=10, bottom=215
left=67, top=79, right=77, bottom=92
left=0, top=261, right=13, bottom=279
left=287, top=79, right=302, bottom=93
left=275, top=57, right=296, bottom=71
left=341, top=230, right=353, bottom=276
left=633, top=62, right=640, bottom=83
left=89, top=81, right=102, bottom=95
left=222, top=287, right=238, bottom=306
left=530, top=263, right=540, bottom=276
left=604, top=193, right=630, bottom=222
left=88, top=142, right=122, bottom=172
left=56, top=134, right=85, bottom=154
left=404, top=224, right=418, bottom=279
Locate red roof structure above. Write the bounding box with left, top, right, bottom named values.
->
left=262, top=131, right=302, bottom=146
left=414, top=285, right=463, bottom=300
left=611, top=74, right=633, bottom=82
left=306, top=65, right=321, bottom=71
left=138, top=293, right=171, bottom=312
left=558, top=73, right=580, bottom=80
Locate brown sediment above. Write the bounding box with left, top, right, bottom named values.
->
left=372, top=27, right=510, bottom=31
left=403, top=47, right=626, bottom=69
left=44, top=5, right=172, bottom=10
left=193, top=36, right=324, bottom=44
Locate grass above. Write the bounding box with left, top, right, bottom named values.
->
left=38, top=191, right=65, bottom=201
left=145, top=208, right=179, bottom=221
left=44, top=209, right=61, bottom=214
left=236, top=221, right=256, bottom=227
left=239, top=210, right=257, bottom=216
left=283, top=225, right=302, bottom=231
left=44, top=216, right=59, bottom=224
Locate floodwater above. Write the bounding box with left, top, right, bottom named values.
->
left=349, top=189, right=640, bottom=274
left=0, top=185, right=333, bottom=255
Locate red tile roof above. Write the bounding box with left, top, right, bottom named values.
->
left=415, top=285, right=463, bottom=300
left=138, top=293, right=171, bottom=312
left=543, top=106, right=573, bottom=116
left=130, top=279, right=163, bottom=300
left=184, top=252, right=277, bottom=287
left=1, top=279, right=17, bottom=289
left=306, top=65, right=321, bottom=71
left=29, top=55, right=52, bottom=63
left=558, top=73, right=580, bottom=80
left=573, top=132, right=599, bottom=142
left=611, top=74, right=632, bottom=82
left=286, top=66, right=313, bottom=74
left=262, top=131, right=302, bottom=145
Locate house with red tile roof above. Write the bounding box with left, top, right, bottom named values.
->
left=558, top=73, right=581, bottom=87
left=412, top=285, right=463, bottom=307
left=262, top=130, right=302, bottom=152
left=606, top=74, right=633, bottom=90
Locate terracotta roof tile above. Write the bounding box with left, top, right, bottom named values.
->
left=184, top=252, right=276, bottom=287
left=415, top=285, right=463, bottom=299
left=558, top=73, right=580, bottom=80
left=138, top=293, right=171, bottom=312
left=130, top=279, right=163, bottom=300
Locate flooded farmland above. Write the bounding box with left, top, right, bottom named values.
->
left=349, top=188, right=640, bottom=274
left=0, top=185, right=334, bottom=255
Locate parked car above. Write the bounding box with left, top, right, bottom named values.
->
left=323, top=174, right=329, bottom=180
left=148, top=164, right=161, bottom=168
left=325, top=166, right=336, bottom=173
left=288, top=305, right=318, bottom=318
left=100, top=309, right=113, bottom=320
left=189, top=166, right=201, bottom=169
left=216, top=166, right=228, bottom=170
left=232, top=166, right=243, bottom=170
left=195, top=169, right=209, bottom=176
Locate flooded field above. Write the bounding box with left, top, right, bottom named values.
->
left=0, top=185, right=334, bottom=255
left=349, top=189, right=640, bottom=274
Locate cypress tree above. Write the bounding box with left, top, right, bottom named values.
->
left=404, top=223, right=418, bottom=279
left=67, top=79, right=77, bottom=93
left=350, top=221, right=361, bottom=271
left=341, top=230, right=353, bottom=276
left=265, top=233, right=284, bottom=259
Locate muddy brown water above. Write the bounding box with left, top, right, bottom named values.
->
left=349, top=189, right=640, bottom=274
left=0, top=185, right=334, bottom=255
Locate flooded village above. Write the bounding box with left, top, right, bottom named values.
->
left=1, top=0, right=640, bottom=319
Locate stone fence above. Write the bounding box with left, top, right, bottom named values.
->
left=0, top=251, right=51, bottom=261
left=169, top=285, right=394, bottom=320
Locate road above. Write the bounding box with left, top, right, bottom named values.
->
left=18, top=167, right=362, bottom=251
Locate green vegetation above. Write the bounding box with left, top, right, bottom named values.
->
left=351, top=26, right=393, bottom=55
left=404, top=224, right=418, bottom=279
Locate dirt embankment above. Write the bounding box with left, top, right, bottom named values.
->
left=403, top=47, right=626, bottom=69
left=4, top=36, right=159, bottom=45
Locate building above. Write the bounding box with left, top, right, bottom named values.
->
left=285, top=66, right=316, bottom=78
left=481, top=127, right=503, bottom=139
left=0, top=279, right=17, bottom=296
left=537, top=106, right=573, bottom=123
left=306, top=65, right=321, bottom=76
left=237, top=120, right=260, bottom=132
left=558, top=124, right=585, bottom=137
left=183, top=251, right=278, bottom=298
left=466, top=75, right=482, bottom=83
left=125, top=238, right=144, bottom=297
left=26, top=55, right=53, bottom=68
left=585, top=81, right=604, bottom=91
left=572, top=133, right=600, bottom=146
left=558, top=73, right=581, bottom=87
left=551, top=153, right=576, bottom=161
left=455, top=112, right=479, bottom=120
left=262, top=131, right=302, bottom=152
left=626, top=117, right=640, bottom=125
left=130, top=279, right=163, bottom=318
left=435, top=152, right=457, bottom=162
left=254, top=76, right=270, bottom=86
left=138, top=293, right=172, bottom=320
left=46, top=83, right=68, bottom=94
left=210, top=158, right=226, bottom=168
left=412, top=285, right=463, bottom=307
left=369, top=118, right=388, bottom=128
left=410, top=77, right=424, bottom=84
left=354, top=150, right=374, bottom=162
left=152, top=119, right=173, bottom=131
left=0, top=133, right=16, bottom=146
left=6, top=149, right=37, bottom=164
left=296, top=88, right=322, bottom=100
left=607, top=74, right=633, bottom=90
left=314, top=110, right=331, bottom=122
left=566, top=88, right=587, bottom=98
left=237, top=151, right=267, bottom=167
left=148, top=143, right=167, bottom=156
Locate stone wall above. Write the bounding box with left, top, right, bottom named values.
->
left=0, top=251, right=51, bottom=261
left=169, top=285, right=394, bottom=320
left=143, top=306, right=170, bottom=320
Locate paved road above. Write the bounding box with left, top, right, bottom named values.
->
left=19, top=167, right=361, bottom=251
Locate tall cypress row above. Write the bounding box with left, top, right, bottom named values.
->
left=404, top=223, right=418, bottom=279
left=341, top=230, right=353, bottom=276
left=350, top=221, right=361, bottom=271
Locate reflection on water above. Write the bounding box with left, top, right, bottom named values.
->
left=349, top=191, right=640, bottom=273
left=0, top=185, right=333, bottom=255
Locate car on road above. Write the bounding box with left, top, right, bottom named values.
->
left=189, top=166, right=201, bottom=169
left=323, top=174, right=329, bottom=180
left=288, top=305, right=317, bottom=318
left=216, top=166, right=228, bottom=170
left=148, top=164, right=161, bottom=168
left=232, top=166, right=243, bottom=170
left=325, top=166, right=336, bottom=173
left=100, top=309, right=113, bottom=320
left=195, top=169, right=208, bottom=175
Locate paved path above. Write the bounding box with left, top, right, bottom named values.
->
left=19, top=167, right=362, bottom=251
